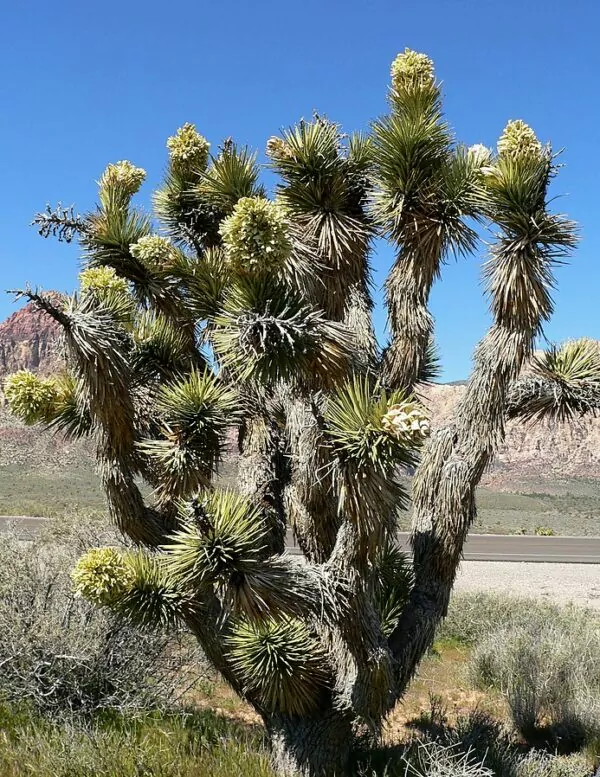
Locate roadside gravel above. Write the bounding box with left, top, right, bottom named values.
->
left=454, top=561, right=600, bottom=610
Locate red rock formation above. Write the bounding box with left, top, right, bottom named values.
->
left=0, top=300, right=62, bottom=376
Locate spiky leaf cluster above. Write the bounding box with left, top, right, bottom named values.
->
left=325, top=377, right=421, bottom=472
left=267, top=119, right=373, bottom=317
left=508, top=339, right=600, bottom=422
left=163, top=489, right=266, bottom=590
left=227, top=616, right=330, bottom=715
left=481, top=122, right=577, bottom=332
left=115, top=552, right=191, bottom=628
left=132, top=311, right=200, bottom=382
left=72, top=547, right=135, bottom=607
left=211, top=277, right=353, bottom=385
left=139, top=372, right=239, bottom=502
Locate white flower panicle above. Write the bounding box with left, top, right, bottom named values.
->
left=390, top=49, right=435, bottom=92
left=497, top=120, right=543, bottom=160
left=167, top=123, right=210, bottom=172
left=79, top=266, right=129, bottom=295
left=381, top=401, right=431, bottom=442
left=130, top=234, right=175, bottom=268
left=468, top=144, right=493, bottom=167
left=266, top=136, right=293, bottom=161
left=99, top=160, right=146, bottom=197
left=219, top=196, right=292, bottom=274
left=71, top=547, right=134, bottom=607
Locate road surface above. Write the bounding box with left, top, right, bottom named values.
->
left=1, top=517, right=599, bottom=564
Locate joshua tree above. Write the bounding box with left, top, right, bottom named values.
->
left=6, top=49, right=600, bottom=776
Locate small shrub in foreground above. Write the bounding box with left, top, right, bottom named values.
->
left=0, top=518, right=203, bottom=717
left=469, top=619, right=600, bottom=753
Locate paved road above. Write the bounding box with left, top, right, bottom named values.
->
left=2, top=517, right=599, bottom=564
left=288, top=531, right=600, bottom=564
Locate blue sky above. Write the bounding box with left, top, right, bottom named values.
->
left=1, top=0, right=598, bottom=381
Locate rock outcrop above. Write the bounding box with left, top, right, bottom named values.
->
left=0, top=300, right=62, bottom=376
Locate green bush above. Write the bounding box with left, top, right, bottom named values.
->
left=0, top=517, right=202, bottom=717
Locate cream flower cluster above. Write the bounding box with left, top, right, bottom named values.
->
left=80, top=266, right=129, bottom=295
left=219, top=197, right=292, bottom=274
left=72, top=547, right=134, bottom=607
left=99, top=160, right=146, bottom=197
left=390, top=49, right=435, bottom=91
left=4, top=370, right=58, bottom=425
left=167, top=123, right=210, bottom=172
left=266, top=136, right=293, bottom=161
left=468, top=144, right=493, bottom=167
left=497, top=120, right=542, bottom=160
left=381, top=401, right=431, bottom=442
left=130, top=234, right=175, bottom=268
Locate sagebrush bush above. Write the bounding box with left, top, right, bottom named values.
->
left=438, top=592, right=593, bottom=647
left=469, top=616, right=600, bottom=752
left=515, top=750, right=593, bottom=777
left=0, top=517, right=203, bottom=717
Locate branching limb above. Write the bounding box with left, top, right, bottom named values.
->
left=32, top=203, right=85, bottom=243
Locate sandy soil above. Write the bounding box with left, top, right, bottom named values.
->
left=454, top=560, right=600, bottom=610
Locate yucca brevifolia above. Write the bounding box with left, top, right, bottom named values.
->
left=6, top=50, right=599, bottom=776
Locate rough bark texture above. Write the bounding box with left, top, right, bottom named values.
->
left=238, top=415, right=287, bottom=555
left=267, top=711, right=355, bottom=777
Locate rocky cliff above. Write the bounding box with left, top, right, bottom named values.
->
left=0, top=300, right=62, bottom=376
left=421, top=384, right=600, bottom=488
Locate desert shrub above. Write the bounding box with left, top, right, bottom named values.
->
left=515, top=750, right=593, bottom=776
left=534, top=527, right=556, bottom=536
left=0, top=705, right=271, bottom=777
left=469, top=618, right=600, bottom=752
left=438, top=593, right=593, bottom=647
left=0, top=517, right=203, bottom=717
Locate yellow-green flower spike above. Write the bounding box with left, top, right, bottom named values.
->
left=381, top=401, right=430, bottom=442
left=390, top=49, right=435, bottom=92
left=4, top=370, right=59, bottom=425
left=497, top=120, right=543, bottom=160
left=219, top=197, right=292, bottom=274
left=72, top=547, right=135, bottom=607
left=167, top=123, right=210, bottom=173
left=79, top=266, right=129, bottom=295
left=130, top=234, right=175, bottom=269
left=99, top=160, right=146, bottom=198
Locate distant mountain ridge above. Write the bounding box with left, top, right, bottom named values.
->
left=0, top=299, right=598, bottom=485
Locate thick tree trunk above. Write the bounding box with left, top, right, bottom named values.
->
left=267, top=710, right=355, bottom=777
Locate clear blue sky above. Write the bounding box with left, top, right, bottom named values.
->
left=2, top=0, right=598, bottom=381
